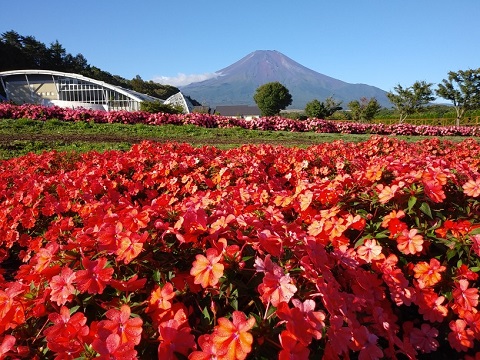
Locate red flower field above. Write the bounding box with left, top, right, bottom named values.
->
left=0, top=134, right=479, bottom=359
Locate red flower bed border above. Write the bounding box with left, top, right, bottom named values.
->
left=1, top=103, right=480, bottom=137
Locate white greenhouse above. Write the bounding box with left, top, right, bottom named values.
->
left=0, top=69, right=193, bottom=113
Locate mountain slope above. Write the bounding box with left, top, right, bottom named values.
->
left=179, top=50, right=390, bottom=109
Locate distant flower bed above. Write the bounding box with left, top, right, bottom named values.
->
left=0, top=137, right=480, bottom=358
left=1, top=103, right=479, bottom=137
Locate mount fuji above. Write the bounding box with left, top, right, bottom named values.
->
left=179, top=50, right=390, bottom=109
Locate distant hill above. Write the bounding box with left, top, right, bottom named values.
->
left=179, top=50, right=391, bottom=109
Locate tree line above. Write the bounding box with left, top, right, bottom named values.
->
left=253, top=70, right=480, bottom=125
left=0, top=31, right=182, bottom=101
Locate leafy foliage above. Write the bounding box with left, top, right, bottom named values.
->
left=348, top=97, right=381, bottom=122
left=304, top=97, right=342, bottom=119
left=253, top=82, right=292, bottom=116
left=436, top=68, right=480, bottom=126
left=387, top=81, right=435, bottom=123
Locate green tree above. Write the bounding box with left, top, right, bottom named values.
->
left=348, top=97, right=381, bottom=122
left=386, top=81, right=435, bottom=123
left=305, top=97, right=342, bottom=119
left=436, top=68, right=480, bottom=126
left=47, top=40, right=67, bottom=70
left=253, top=82, right=292, bottom=116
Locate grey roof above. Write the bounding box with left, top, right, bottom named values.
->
left=214, top=105, right=260, bottom=117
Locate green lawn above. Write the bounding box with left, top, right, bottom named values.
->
left=0, top=118, right=476, bottom=160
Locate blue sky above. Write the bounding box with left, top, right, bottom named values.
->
left=2, top=0, right=479, bottom=94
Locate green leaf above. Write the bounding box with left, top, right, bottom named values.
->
left=374, top=231, right=389, bottom=239
left=69, top=305, right=80, bottom=314
left=469, top=267, right=480, bottom=272
left=230, top=298, right=238, bottom=311
left=407, top=196, right=417, bottom=212
left=152, top=270, right=161, bottom=283
left=354, top=238, right=366, bottom=248
left=202, top=307, right=211, bottom=322
left=419, top=202, right=433, bottom=219
left=470, top=227, right=480, bottom=235
left=446, top=249, right=456, bottom=262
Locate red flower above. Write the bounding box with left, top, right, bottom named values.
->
left=93, top=333, right=138, bottom=360
left=0, top=283, right=25, bottom=333
left=188, top=334, right=216, bottom=360
left=158, top=319, right=196, bottom=359
left=121, top=207, right=150, bottom=232
left=93, top=304, right=143, bottom=352
left=256, top=255, right=297, bottom=307
left=453, top=279, right=479, bottom=312
left=278, top=330, right=310, bottom=360
left=448, top=319, right=475, bottom=352
left=258, top=270, right=297, bottom=308
left=109, top=274, right=147, bottom=292
left=147, top=282, right=175, bottom=313
left=276, top=300, right=325, bottom=345
left=471, top=235, right=480, bottom=258
left=0, top=335, right=16, bottom=359
left=351, top=326, right=383, bottom=360
left=43, top=306, right=89, bottom=357
left=416, top=288, right=448, bottom=323
left=75, top=256, right=114, bottom=295
left=409, top=323, right=439, bottom=353
left=381, top=210, right=405, bottom=228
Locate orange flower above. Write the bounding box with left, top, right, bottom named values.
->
left=381, top=210, right=405, bottom=228
left=147, top=282, right=175, bottom=313
left=463, top=178, right=480, bottom=197
left=190, top=248, right=224, bottom=288
left=377, top=184, right=400, bottom=204
left=115, top=231, right=148, bottom=264
left=396, top=228, right=424, bottom=255
left=413, top=258, right=446, bottom=288
left=212, top=311, right=255, bottom=360
left=365, top=164, right=383, bottom=182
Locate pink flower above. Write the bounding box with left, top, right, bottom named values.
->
left=356, top=239, right=383, bottom=263
left=463, top=178, right=480, bottom=197
left=49, top=267, right=77, bottom=306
